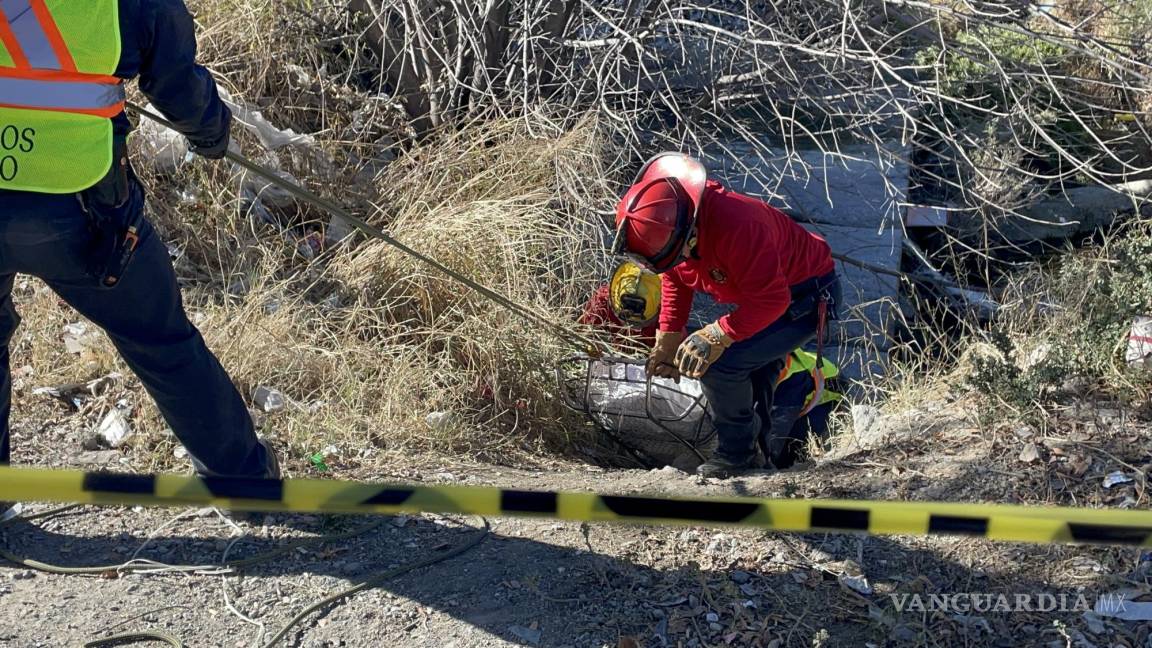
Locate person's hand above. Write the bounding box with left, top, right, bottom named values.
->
left=646, top=330, right=684, bottom=381
left=188, top=132, right=232, bottom=160
left=188, top=106, right=234, bottom=160
left=675, top=322, right=733, bottom=379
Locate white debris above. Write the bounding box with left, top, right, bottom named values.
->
left=1126, top=316, right=1152, bottom=368
left=218, top=88, right=315, bottom=150
left=135, top=103, right=190, bottom=174
left=96, top=407, right=133, bottom=448
left=253, top=385, right=288, bottom=413
left=1103, top=471, right=1134, bottom=488
left=173, top=446, right=188, bottom=459
left=62, top=321, right=99, bottom=354
left=425, top=411, right=459, bottom=430
left=839, top=572, right=873, bottom=595
left=33, top=372, right=121, bottom=407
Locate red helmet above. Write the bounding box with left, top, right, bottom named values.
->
left=612, top=153, right=707, bottom=273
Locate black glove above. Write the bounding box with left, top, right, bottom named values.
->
left=187, top=105, right=232, bottom=160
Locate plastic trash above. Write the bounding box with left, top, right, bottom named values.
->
left=1103, top=471, right=1134, bottom=488
left=1126, top=316, right=1152, bottom=368
left=96, top=407, right=133, bottom=449
left=135, top=103, right=189, bottom=174
left=253, top=385, right=288, bottom=413
left=62, top=321, right=99, bottom=355
left=218, top=88, right=315, bottom=150
left=426, top=411, right=460, bottom=430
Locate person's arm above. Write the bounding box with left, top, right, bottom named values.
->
left=138, top=0, right=231, bottom=157
left=657, top=269, right=694, bottom=334
left=714, top=226, right=791, bottom=342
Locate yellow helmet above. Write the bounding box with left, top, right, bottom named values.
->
left=609, top=260, right=662, bottom=328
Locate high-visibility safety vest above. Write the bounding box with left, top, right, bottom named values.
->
left=777, top=349, right=842, bottom=414
left=0, top=0, right=124, bottom=194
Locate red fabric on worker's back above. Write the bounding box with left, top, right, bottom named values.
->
left=579, top=284, right=657, bottom=348
left=658, top=181, right=835, bottom=341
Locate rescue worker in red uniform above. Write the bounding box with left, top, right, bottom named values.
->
left=613, top=153, right=840, bottom=478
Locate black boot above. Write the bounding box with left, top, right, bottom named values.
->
left=696, top=455, right=756, bottom=479
left=219, top=438, right=282, bottom=525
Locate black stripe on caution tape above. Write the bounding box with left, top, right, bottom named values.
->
left=928, top=515, right=989, bottom=536
left=1067, top=523, right=1152, bottom=545
left=202, top=476, right=283, bottom=501
left=83, top=472, right=155, bottom=495
left=601, top=495, right=760, bottom=522
left=360, top=488, right=416, bottom=506
left=501, top=490, right=558, bottom=514
left=810, top=506, right=870, bottom=531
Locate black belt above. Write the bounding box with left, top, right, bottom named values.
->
left=789, top=271, right=837, bottom=300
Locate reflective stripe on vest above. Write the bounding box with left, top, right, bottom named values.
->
left=0, top=0, right=71, bottom=71
left=0, top=0, right=122, bottom=193
left=0, top=75, right=124, bottom=116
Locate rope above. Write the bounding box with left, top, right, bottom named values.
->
left=124, top=102, right=606, bottom=358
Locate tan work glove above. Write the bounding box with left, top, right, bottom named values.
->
left=647, top=330, right=685, bottom=380
left=675, top=322, right=734, bottom=379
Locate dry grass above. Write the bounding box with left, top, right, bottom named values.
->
left=13, top=117, right=619, bottom=476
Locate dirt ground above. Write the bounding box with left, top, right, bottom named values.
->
left=3, top=390, right=1152, bottom=648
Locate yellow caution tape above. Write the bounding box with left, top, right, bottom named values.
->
left=2, top=466, right=1152, bottom=546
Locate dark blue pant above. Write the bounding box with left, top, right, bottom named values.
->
left=0, top=182, right=270, bottom=477
left=700, top=275, right=841, bottom=464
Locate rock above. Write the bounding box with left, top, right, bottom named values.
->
left=253, top=386, right=288, bottom=413
left=6, top=571, right=35, bottom=580
left=851, top=405, right=881, bottom=442
left=508, top=625, right=541, bottom=645
left=705, top=612, right=719, bottom=623
left=730, top=570, right=751, bottom=584
left=1018, top=443, right=1041, bottom=464
left=73, top=450, right=121, bottom=466
left=708, top=622, right=723, bottom=632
